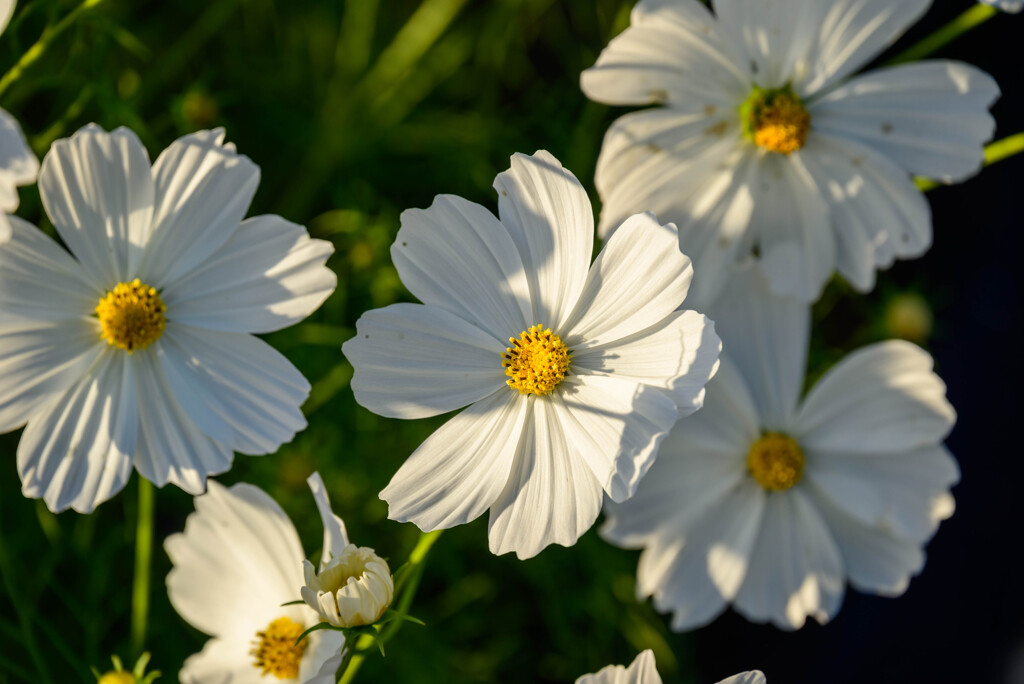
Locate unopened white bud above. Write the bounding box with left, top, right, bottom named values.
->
left=300, top=544, right=394, bottom=628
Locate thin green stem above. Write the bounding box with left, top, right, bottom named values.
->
left=130, top=479, right=155, bottom=659
left=337, top=530, right=442, bottom=684
left=0, top=0, right=107, bottom=98
left=918, top=132, right=1024, bottom=191
left=885, top=4, right=997, bottom=66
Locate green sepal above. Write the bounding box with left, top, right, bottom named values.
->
left=90, top=667, right=102, bottom=681
left=132, top=653, right=151, bottom=679
left=295, top=621, right=340, bottom=645
left=280, top=599, right=306, bottom=606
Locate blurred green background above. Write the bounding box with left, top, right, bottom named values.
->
left=0, top=1, right=1018, bottom=682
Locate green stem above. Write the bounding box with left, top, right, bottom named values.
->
left=917, top=132, right=1024, bottom=191
left=0, top=0, right=107, bottom=99
left=130, top=479, right=155, bottom=659
left=885, top=4, right=997, bottom=66
left=337, top=530, right=443, bottom=684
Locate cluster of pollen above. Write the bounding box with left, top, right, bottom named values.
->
left=747, top=432, right=805, bottom=491
left=502, top=325, right=570, bottom=396
left=250, top=616, right=307, bottom=679
left=742, top=88, right=811, bottom=155
left=95, top=279, right=166, bottom=353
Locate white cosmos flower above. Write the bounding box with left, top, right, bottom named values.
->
left=342, top=150, right=721, bottom=560
left=0, top=0, right=40, bottom=218
left=166, top=473, right=348, bottom=683
left=0, top=124, right=335, bottom=513
left=602, top=267, right=959, bottom=630
left=581, top=0, right=999, bottom=305
left=576, top=649, right=765, bottom=684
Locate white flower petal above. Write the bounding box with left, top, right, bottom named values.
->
left=17, top=351, right=137, bottom=513
left=563, top=213, right=692, bottom=347
left=985, top=0, right=1023, bottom=11
left=806, top=445, right=958, bottom=543
left=381, top=390, right=529, bottom=531
left=140, top=129, right=260, bottom=287
left=553, top=374, right=678, bottom=503
left=800, top=133, right=931, bottom=291
left=162, top=214, right=335, bottom=333
left=158, top=325, right=309, bottom=455
left=392, top=193, right=532, bottom=338
left=734, top=489, right=845, bottom=629
left=344, top=302, right=506, bottom=419
left=133, top=347, right=232, bottom=494
left=493, top=151, right=593, bottom=330
left=307, top=472, right=350, bottom=569
left=572, top=310, right=721, bottom=415
left=488, top=397, right=603, bottom=559
left=811, top=61, right=999, bottom=183
left=38, top=125, right=155, bottom=288
left=581, top=0, right=747, bottom=108
left=576, top=649, right=663, bottom=684
left=707, top=267, right=808, bottom=430
left=0, top=107, right=40, bottom=212
left=301, top=631, right=347, bottom=684
left=164, top=480, right=307, bottom=639
left=796, top=340, right=955, bottom=454
left=0, top=0, right=14, bottom=35
left=717, top=673, right=767, bottom=684
left=179, top=636, right=261, bottom=684
left=799, top=0, right=932, bottom=95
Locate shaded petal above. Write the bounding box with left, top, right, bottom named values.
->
left=575, top=648, right=663, bottom=684
left=796, top=340, right=955, bottom=454
left=494, top=151, right=593, bottom=330
left=488, top=397, right=603, bottom=559
left=563, top=214, right=692, bottom=347
left=0, top=1, right=13, bottom=34
left=392, top=194, right=532, bottom=337
left=301, top=632, right=347, bottom=684
left=553, top=374, right=678, bottom=502
left=308, top=472, right=350, bottom=568
left=381, top=390, right=529, bottom=531
left=0, top=107, right=40, bottom=212
left=734, top=489, right=845, bottom=629
left=162, top=215, right=334, bottom=333
left=38, top=125, right=154, bottom=288
left=343, top=302, right=506, bottom=419
left=717, top=673, right=767, bottom=684
left=140, top=129, right=260, bottom=287
left=17, top=352, right=137, bottom=513
left=810, top=61, right=999, bottom=183
left=581, top=0, right=747, bottom=107
left=133, top=347, right=232, bottom=494
left=572, top=310, right=720, bottom=414
left=179, top=636, right=261, bottom=684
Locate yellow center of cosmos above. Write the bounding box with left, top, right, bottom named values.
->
left=95, top=279, right=166, bottom=353
left=250, top=616, right=307, bottom=679
left=741, top=87, right=810, bottom=155
left=747, top=432, right=805, bottom=491
left=502, top=325, right=570, bottom=396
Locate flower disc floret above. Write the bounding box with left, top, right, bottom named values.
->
left=747, top=432, right=805, bottom=491
left=740, top=87, right=810, bottom=155
left=502, top=325, right=571, bottom=395
left=301, top=545, right=394, bottom=628
left=249, top=616, right=307, bottom=679
left=97, top=673, right=135, bottom=684
left=95, top=279, right=166, bottom=352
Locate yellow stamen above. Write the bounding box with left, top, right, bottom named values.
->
left=502, top=325, right=570, bottom=396
left=742, top=88, right=811, bottom=155
left=250, top=616, right=307, bottom=679
left=747, top=432, right=805, bottom=491
left=95, top=279, right=166, bottom=353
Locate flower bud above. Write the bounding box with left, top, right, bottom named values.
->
left=98, top=674, right=134, bottom=684
left=301, top=544, right=394, bottom=628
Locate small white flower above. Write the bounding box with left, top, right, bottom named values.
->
left=0, top=124, right=336, bottom=513
left=582, top=0, right=999, bottom=305
left=0, top=0, right=40, bottom=218
left=165, top=473, right=349, bottom=683
left=343, top=150, right=721, bottom=560
left=602, top=267, right=959, bottom=630
left=301, top=544, right=394, bottom=628
left=576, top=649, right=765, bottom=684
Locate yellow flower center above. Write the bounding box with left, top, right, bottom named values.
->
left=741, top=87, right=810, bottom=155
left=97, top=673, right=135, bottom=684
left=502, top=325, right=570, bottom=396
left=747, top=432, right=805, bottom=491
left=95, top=279, right=166, bottom=353
left=250, top=616, right=307, bottom=679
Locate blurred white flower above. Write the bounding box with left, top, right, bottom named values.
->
left=983, top=0, right=1022, bottom=12
left=576, top=649, right=765, bottom=684
left=0, top=0, right=40, bottom=218
left=166, top=473, right=347, bottom=683
left=301, top=544, right=394, bottom=628
left=603, top=267, right=959, bottom=630
left=582, top=0, right=999, bottom=305
left=0, top=124, right=336, bottom=513
left=343, top=150, right=721, bottom=560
